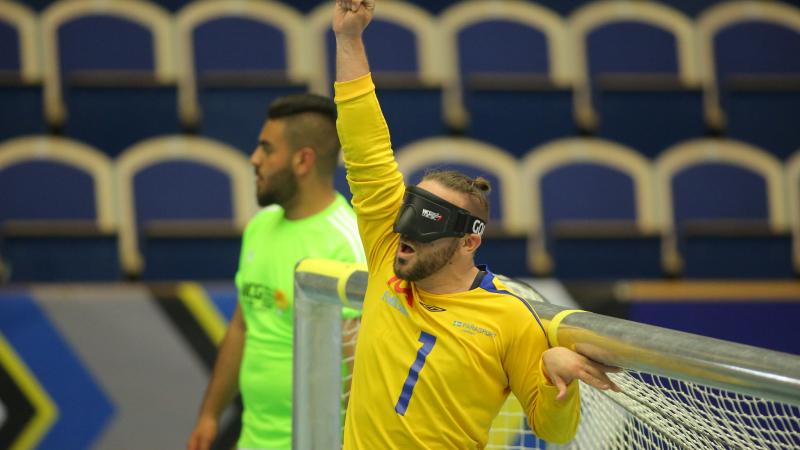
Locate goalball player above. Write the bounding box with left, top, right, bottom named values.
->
left=332, top=1, right=621, bottom=448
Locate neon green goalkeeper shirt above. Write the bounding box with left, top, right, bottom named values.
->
left=235, top=193, right=364, bottom=450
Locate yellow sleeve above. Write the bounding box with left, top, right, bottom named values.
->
left=504, top=319, right=580, bottom=444
left=334, top=73, right=405, bottom=266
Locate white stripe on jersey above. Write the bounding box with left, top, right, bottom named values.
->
left=327, top=206, right=366, bottom=263
left=334, top=208, right=364, bottom=253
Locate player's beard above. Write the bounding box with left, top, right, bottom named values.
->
left=257, top=164, right=298, bottom=208
left=394, top=238, right=460, bottom=282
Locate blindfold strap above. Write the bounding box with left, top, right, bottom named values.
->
left=453, top=214, right=469, bottom=234
left=454, top=214, right=486, bottom=237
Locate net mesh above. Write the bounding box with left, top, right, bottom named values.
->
left=570, top=370, right=800, bottom=450
left=338, top=321, right=800, bottom=450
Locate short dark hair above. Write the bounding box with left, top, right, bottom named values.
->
left=268, top=93, right=337, bottom=121
left=267, top=94, right=340, bottom=179
left=422, top=169, right=491, bottom=222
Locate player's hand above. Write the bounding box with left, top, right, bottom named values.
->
left=187, top=415, right=218, bottom=450
left=333, top=0, right=375, bottom=38
left=542, top=346, right=622, bottom=401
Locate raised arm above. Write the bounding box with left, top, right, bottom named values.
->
left=333, top=0, right=405, bottom=263
left=333, top=0, right=373, bottom=82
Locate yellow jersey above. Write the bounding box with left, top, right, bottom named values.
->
left=335, top=73, right=579, bottom=449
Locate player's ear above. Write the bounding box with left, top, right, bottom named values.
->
left=462, top=233, right=482, bottom=255
left=293, top=147, right=316, bottom=176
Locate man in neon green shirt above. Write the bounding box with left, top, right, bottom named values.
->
left=188, top=94, right=364, bottom=450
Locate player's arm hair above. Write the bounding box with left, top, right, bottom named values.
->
left=334, top=0, right=373, bottom=82
left=195, top=304, right=246, bottom=420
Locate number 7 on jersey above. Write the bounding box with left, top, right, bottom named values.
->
left=395, top=331, right=436, bottom=415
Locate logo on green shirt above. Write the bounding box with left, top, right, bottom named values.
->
left=241, top=282, right=289, bottom=312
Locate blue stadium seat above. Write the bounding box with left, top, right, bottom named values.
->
left=116, top=136, right=256, bottom=280
left=440, top=1, right=575, bottom=157
left=0, top=136, right=119, bottom=281
left=41, top=0, right=180, bottom=157
left=656, top=138, right=791, bottom=278
left=0, top=1, right=46, bottom=140
left=785, top=149, right=800, bottom=279
left=698, top=1, right=800, bottom=159
left=521, top=138, right=661, bottom=279
left=176, top=0, right=309, bottom=154
left=571, top=1, right=705, bottom=157
left=396, top=137, right=527, bottom=276
left=309, top=2, right=445, bottom=149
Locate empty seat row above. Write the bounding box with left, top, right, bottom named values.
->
left=0, top=0, right=798, bottom=159
left=0, top=135, right=255, bottom=281
left=398, top=136, right=798, bottom=279
left=1, top=134, right=799, bottom=280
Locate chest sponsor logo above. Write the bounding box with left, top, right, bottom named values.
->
left=452, top=320, right=496, bottom=337
left=381, top=290, right=409, bottom=316
left=241, top=282, right=289, bottom=313
left=419, top=301, right=446, bottom=312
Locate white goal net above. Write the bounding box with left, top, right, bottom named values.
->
left=294, top=260, right=800, bottom=450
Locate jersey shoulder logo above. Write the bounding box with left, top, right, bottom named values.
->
left=419, top=301, right=446, bottom=312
